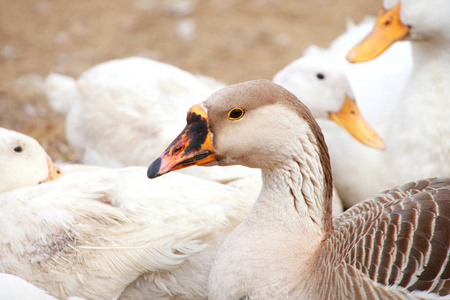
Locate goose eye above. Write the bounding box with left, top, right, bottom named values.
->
left=316, top=73, right=325, bottom=80
left=14, top=146, right=23, bottom=153
left=227, top=107, right=245, bottom=120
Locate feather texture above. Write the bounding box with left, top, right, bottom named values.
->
left=327, top=178, right=450, bottom=297
left=0, top=165, right=253, bottom=299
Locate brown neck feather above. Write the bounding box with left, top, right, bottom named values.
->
left=281, top=88, right=334, bottom=232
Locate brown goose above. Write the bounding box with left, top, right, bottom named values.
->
left=148, top=80, right=450, bottom=299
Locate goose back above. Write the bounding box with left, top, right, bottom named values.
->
left=318, top=178, right=450, bottom=298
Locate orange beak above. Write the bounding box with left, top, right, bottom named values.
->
left=148, top=105, right=216, bottom=179
left=329, top=95, right=385, bottom=150
left=346, top=2, right=410, bottom=63
left=39, top=155, right=62, bottom=183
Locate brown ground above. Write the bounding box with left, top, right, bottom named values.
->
left=0, top=0, right=379, bottom=162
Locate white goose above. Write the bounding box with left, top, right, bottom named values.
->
left=0, top=127, right=61, bottom=192
left=0, top=128, right=258, bottom=299
left=148, top=80, right=450, bottom=299
left=334, top=0, right=450, bottom=205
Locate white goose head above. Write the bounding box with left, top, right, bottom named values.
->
left=273, top=56, right=384, bottom=149
left=273, top=56, right=352, bottom=119
left=0, top=128, right=62, bottom=193
left=347, top=0, right=450, bottom=62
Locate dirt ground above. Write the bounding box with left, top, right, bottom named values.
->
left=0, top=0, right=380, bottom=162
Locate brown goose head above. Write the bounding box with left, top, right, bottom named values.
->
left=148, top=80, right=332, bottom=194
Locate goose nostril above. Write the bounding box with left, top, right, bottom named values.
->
left=173, top=146, right=184, bottom=155
left=384, top=18, right=392, bottom=27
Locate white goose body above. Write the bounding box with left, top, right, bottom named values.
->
left=1, top=166, right=253, bottom=299
left=333, top=0, right=450, bottom=205
left=0, top=129, right=256, bottom=299
left=385, top=40, right=450, bottom=184
left=147, top=80, right=450, bottom=299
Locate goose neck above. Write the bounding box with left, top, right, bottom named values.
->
left=411, top=40, right=450, bottom=71
left=248, top=130, right=333, bottom=243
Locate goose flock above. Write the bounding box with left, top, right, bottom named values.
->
left=1, top=0, right=449, bottom=299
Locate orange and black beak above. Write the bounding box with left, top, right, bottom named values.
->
left=148, top=105, right=216, bottom=179
left=346, top=2, right=410, bottom=63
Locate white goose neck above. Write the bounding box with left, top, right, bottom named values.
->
left=410, top=40, right=450, bottom=73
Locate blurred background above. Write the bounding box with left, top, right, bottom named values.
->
left=0, top=0, right=379, bottom=162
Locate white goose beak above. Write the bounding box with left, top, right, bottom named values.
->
left=39, top=155, right=62, bottom=183
left=328, top=95, right=385, bottom=150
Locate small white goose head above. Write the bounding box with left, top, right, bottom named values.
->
left=0, top=128, right=62, bottom=193
left=273, top=56, right=384, bottom=149
left=273, top=56, right=352, bottom=119
left=347, top=0, right=450, bottom=62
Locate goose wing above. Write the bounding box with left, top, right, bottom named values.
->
left=331, top=178, right=450, bottom=296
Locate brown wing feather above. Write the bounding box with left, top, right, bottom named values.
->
left=331, top=178, right=450, bottom=296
